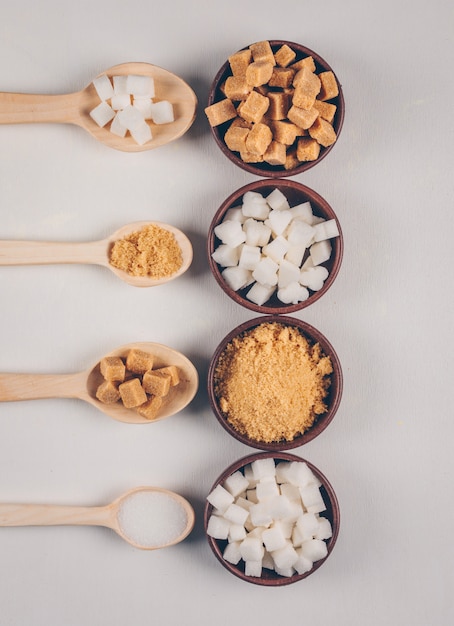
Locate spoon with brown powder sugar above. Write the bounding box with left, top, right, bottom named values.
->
left=0, top=221, right=193, bottom=287
left=0, top=62, right=197, bottom=151
left=0, top=342, right=199, bottom=424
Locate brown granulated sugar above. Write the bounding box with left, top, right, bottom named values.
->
left=109, top=224, right=182, bottom=278
left=214, top=322, right=333, bottom=443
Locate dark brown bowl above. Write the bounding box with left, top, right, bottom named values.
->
left=207, top=179, right=343, bottom=315
left=207, top=315, right=342, bottom=451
left=204, top=451, right=340, bottom=586
left=207, top=40, right=345, bottom=177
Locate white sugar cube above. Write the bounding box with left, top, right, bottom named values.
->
left=212, top=244, right=241, bottom=267
left=130, top=120, right=152, bottom=145
left=117, top=104, right=145, bottom=131
left=244, top=465, right=257, bottom=486
left=206, top=514, right=230, bottom=540
left=243, top=219, right=271, bottom=247
left=133, top=97, right=153, bottom=119
left=287, top=461, right=317, bottom=488
left=223, top=541, right=242, bottom=564
left=299, top=485, right=326, bottom=514
left=262, top=551, right=275, bottom=570
left=294, top=552, right=313, bottom=574
left=223, top=503, right=249, bottom=526
left=224, top=471, right=250, bottom=498
left=249, top=502, right=273, bottom=528
left=113, top=75, right=128, bottom=94
left=262, top=526, right=287, bottom=552
left=265, top=495, right=295, bottom=520
left=245, top=559, right=262, bottom=577
left=214, top=220, right=246, bottom=248
left=292, top=525, right=305, bottom=548
left=235, top=497, right=252, bottom=511
left=278, top=259, right=301, bottom=288
left=271, top=542, right=299, bottom=570
left=251, top=458, right=276, bottom=480
left=266, top=187, right=290, bottom=210
left=300, top=266, right=329, bottom=291
left=242, top=192, right=269, bottom=220
left=207, top=484, right=234, bottom=512
left=239, top=536, right=265, bottom=561
left=246, top=488, right=258, bottom=503
left=262, top=236, right=289, bottom=263
left=287, top=220, right=314, bottom=248
left=289, top=201, right=313, bottom=223
left=228, top=523, right=247, bottom=542
left=110, top=113, right=127, bottom=138
left=310, top=239, right=332, bottom=266
left=224, top=206, right=245, bottom=222
left=315, top=517, right=333, bottom=540
left=247, top=282, right=275, bottom=305
left=279, top=483, right=301, bottom=502
left=126, top=74, right=155, bottom=97
left=277, top=282, right=309, bottom=305
left=300, top=538, right=328, bottom=562
left=150, top=100, right=174, bottom=124
left=266, top=209, right=292, bottom=236
left=313, top=218, right=339, bottom=242
left=296, top=512, right=319, bottom=540
left=274, top=565, right=296, bottom=577
left=273, top=519, right=294, bottom=539
left=92, top=75, right=114, bottom=101
left=285, top=245, right=306, bottom=267
left=252, top=256, right=279, bottom=286
left=111, top=93, right=131, bottom=110
left=89, top=101, right=115, bottom=127
left=238, top=245, right=261, bottom=271
left=275, top=461, right=292, bottom=483
left=256, top=477, right=279, bottom=501
left=222, top=266, right=252, bottom=291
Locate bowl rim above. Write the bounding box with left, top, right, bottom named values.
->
left=207, top=315, right=343, bottom=451
left=204, top=450, right=340, bottom=586
left=207, top=39, right=345, bottom=178
left=207, top=178, right=344, bottom=315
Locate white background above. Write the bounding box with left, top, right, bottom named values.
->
left=0, top=1, right=452, bottom=624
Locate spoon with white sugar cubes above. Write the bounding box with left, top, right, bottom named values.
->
left=0, top=62, right=197, bottom=151
left=0, top=487, right=195, bottom=550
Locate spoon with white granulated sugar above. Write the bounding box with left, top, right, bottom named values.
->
left=0, top=221, right=193, bottom=287
left=0, top=487, right=195, bottom=550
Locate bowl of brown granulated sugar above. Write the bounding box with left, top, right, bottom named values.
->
left=207, top=316, right=342, bottom=450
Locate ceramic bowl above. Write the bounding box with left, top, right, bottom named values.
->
left=204, top=451, right=340, bottom=586
left=207, top=178, right=343, bottom=315
left=206, top=40, right=345, bottom=177
left=207, top=315, right=342, bottom=451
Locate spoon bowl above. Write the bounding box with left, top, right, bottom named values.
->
left=0, top=342, right=199, bottom=424
left=0, top=486, right=195, bottom=550
left=0, top=220, right=193, bottom=287
left=0, top=62, right=197, bottom=151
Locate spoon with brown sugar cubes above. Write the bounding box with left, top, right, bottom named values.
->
left=0, top=486, right=195, bottom=550
left=0, top=342, right=199, bottom=424
left=0, top=62, right=197, bottom=151
left=0, top=221, right=193, bottom=287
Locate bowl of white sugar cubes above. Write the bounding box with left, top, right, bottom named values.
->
left=207, top=179, right=343, bottom=314
left=204, top=452, right=339, bottom=585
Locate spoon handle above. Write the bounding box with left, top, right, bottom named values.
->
left=0, top=92, right=81, bottom=125
left=0, top=503, right=112, bottom=528
left=0, top=239, right=107, bottom=267
left=0, top=372, right=87, bottom=402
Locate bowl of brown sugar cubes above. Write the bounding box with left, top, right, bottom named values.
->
left=204, top=451, right=340, bottom=585
left=207, top=316, right=343, bottom=451
left=207, top=178, right=343, bottom=315
left=204, top=40, right=344, bottom=177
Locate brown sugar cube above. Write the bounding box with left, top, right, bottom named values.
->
left=126, top=349, right=154, bottom=374
left=288, top=104, right=319, bottom=130
left=308, top=117, right=337, bottom=147
left=224, top=124, right=249, bottom=152
left=136, top=395, right=163, bottom=421
left=245, top=61, right=274, bottom=87
left=230, top=116, right=252, bottom=130
left=154, top=365, right=180, bottom=386
left=96, top=380, right=120, bottom=404
left=239, top=148, right=264, bottom=163
left=228, top=49, right=252, bottom=76
left=267, top=91, right=291, bottom=120
left=100, top=356, right=125, bottom=382
left=249, top=40, right=276, bottom=65
left=292, top=68, right=321, bottom=110
left=313, top=99, right=337, bottom=123
left=269, top=120, right=299, bottom=145
left=224, top=75, right=251, bottom=101
left=318, top=71, right=339, bottom=101
left=142, top=369, right=171, bottom=397
left=268, top=67, right=295, bottom=89
left=205, top=99, right=237, bottom=127
left=296, top=137, right=321, bottom=162
left=119, top=378, right=148, bottom=408
left=238, top=91, right=270, bottom=124
left=245, top=122, right=273, bottom=156
left=263, top=141, right=287, bottom=166
left=290, top=56, right=316, bottom=73
left=274, top=44, right=296, bottom=68
left=284, top=146, right=300, bottom=170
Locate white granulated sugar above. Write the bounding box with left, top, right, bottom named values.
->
left=117, top=491, right=188, bottom=548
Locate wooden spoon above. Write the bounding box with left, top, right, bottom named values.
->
left=0, top=62, right=197, bottom=151
left=0, top=342, right=199, bottom=424
left=0, top=486, right=195, bottom=550
left=0, top=221, right=193, bottom=287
